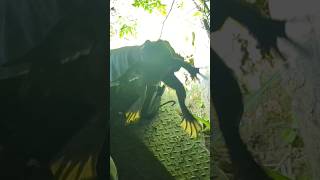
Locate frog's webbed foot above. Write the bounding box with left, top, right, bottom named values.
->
left=188, top=67, right=200, bottom=80
left=180, top=113, right=202, bottom=138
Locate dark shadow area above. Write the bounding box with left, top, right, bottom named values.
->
left=110, top=112, right=175, bottom=180
left=0, top=1, right=108, bottom=179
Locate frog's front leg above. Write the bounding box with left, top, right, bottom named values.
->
left=171, top=57, right=200, bottom=80
left=162, top=73, right=201, bottom=137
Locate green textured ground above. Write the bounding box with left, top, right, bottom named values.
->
left=128, top=101, right=211, bottom=180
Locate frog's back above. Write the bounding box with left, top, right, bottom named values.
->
left=110, top=46, right=141, bottom=82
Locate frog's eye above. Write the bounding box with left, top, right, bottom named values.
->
left=144, top=40, right=152, bottom=44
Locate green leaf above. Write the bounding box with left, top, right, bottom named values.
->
left=265, top=168, right=291, bottom=180
left=281, top=128, right=297, bottom=144
left=157, top=4, right=167, bottom=15
left=193, top=11, right=202, bottom=17
left=119, top=23, right=137, bottom=39
left=132, top=1, right=139, bottom=7
left=119, top=31, right=124, bottom=38
left=194, top=115, right=210, bottom=129
left=130, top=0, right=166, bottom=15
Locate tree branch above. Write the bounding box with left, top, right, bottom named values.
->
left=159, top=0, right=176, bottom=39
left=192, top=0, right=210, bottom=37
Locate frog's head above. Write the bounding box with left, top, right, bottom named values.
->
left=140, top=39, right=182, bottom=63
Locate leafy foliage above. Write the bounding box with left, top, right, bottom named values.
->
left=190, top=0, right=210, bottom=35
left=110, top=14, right=138, bottom=39
left=132, top=0, right=167, bottom=15
left=119, top=23, right=137, bottom=38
